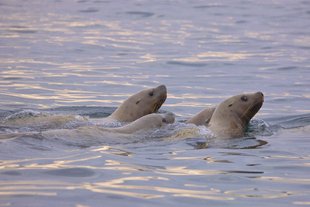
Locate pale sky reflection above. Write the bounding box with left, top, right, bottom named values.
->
left=0, top=178, right=233, bottom=201
left=170, top=51, right=253, bottom=64
left=156, top=166, right=223, bottom=176
left=224, top=188, right=295, bottom=199
left=87, top=176, right=234, bottom=201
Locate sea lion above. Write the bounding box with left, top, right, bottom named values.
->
left=105, top=112, right=175, bottom=134
left=209, top=92, right=264, bottom=138
left=0, top=85, right=167, bottom=130
left=0, top=113, right=175, bottom=143
left=108, top=85, right=167, bottom=122
left=187, top=92, right=264, bottom=138
left=41, top=113, right=175, bottom=139
left=186, top=107, right=216, bottom=125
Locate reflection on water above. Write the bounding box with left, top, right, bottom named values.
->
left=0, top=0, right=308, bottom=113
left=0, top=139, right=309, bottom=205
left=1, top=0, right=310, bottom=206
left=224, top=188, right=293, bottom=199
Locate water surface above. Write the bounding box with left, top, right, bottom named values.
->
left=0, top=0, right=309, bottom=206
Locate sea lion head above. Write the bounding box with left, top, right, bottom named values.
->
left=110, top=85, right=167, bottom=122
left=209, top=92, right=264, bottom=138
left=225, top=92, right=264, bottom=126
left=112, top=112, right=175, bottom=134
left=137, top=112, right=175, bottom=129
left=161, top=112, right=175, bottom=125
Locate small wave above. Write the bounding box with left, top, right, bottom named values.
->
left=3, top=109, right=42, bottom=121
left=162, top=122, right=214, bottom=140
left=265, top=113, right=310, bottom=129
left=1, top=111, right=89, bottom=132
left=166, top=60, right=207, bottom=67
left=222, top=137, right=268, bottom=149
left=276, top=66, right=298, bottom=71
left=46, top=106, right=116, bottom=118
left=125, top=11, right=154, bottom=18
left=79, top=8, right=99, bottom=13
left=193, top=5, right=228, bottom=9
left=247, top=119, right=273, bottom=137
left=44, top=168, right=95, bottom=177
left=8, top=29, right=37, bottom=34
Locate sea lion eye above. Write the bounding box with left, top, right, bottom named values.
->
left=149, top=91, right=154, bottom=96
left=162, top=118, right=167, bottom=123
left=136, top=100, right=140, bottom=104
left=241, top=96, right=248, bottom=102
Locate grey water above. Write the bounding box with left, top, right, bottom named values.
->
left=0, top=0, right=309, bottom=206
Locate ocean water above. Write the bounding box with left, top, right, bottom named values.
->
left=0, top=0, right=309, bottom=206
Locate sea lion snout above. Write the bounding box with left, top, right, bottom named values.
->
left=256, top=91, right=264, bottom=99
left=156, top=84, right=167, bottom=93
left=154, top=85, right=167, bottom=100
left=257, top=91, right=264, bottom=97
left=255, top=91, right=264, bottom=103
left=153, top=85, right=167, bottom=112
left=162, top=112, right=175, bottom=124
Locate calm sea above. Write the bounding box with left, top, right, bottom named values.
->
left=0, top=0, right=309, bottom=206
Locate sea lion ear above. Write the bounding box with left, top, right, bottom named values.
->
left=227, top=100, right=234, bottom=107
left=135, top=99, right=141, bottom=105
left=162, top=118, right=167, bottom=123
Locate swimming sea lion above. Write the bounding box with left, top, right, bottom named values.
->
left=208, top=92, right=264, bottom=138
left=0, top=85, right=167, bottom=130
left=0, top=113, right=175, bottom=140
left=41, top=112, right=175, bottom=139
left=108, top=85, right=167, bottom=122
left=188, top=92, right=264, bottom=138
left=106, top=112, right=175, bottom=134
left=186, top=107, right=216, bottom=125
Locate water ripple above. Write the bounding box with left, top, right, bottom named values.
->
left=0, top=0, right=309, bottom=206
